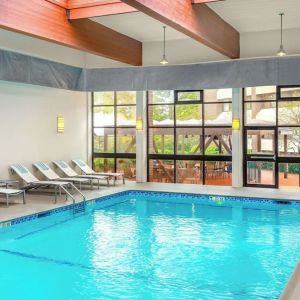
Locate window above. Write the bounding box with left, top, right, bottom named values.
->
left=147, top=89, right=232, bottom=185
left=243, top=86, right=300, bottom=188
left=92, top=91, right=136, bottom=180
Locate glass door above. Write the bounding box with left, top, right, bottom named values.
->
left=244, top=127, right=278, bottom=188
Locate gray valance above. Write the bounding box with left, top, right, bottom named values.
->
left=0, top=49, right=300, bottom=91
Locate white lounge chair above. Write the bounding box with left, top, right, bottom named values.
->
left=0, top=188, right=25, bottom=207
left=72, top=159, right=125, bottom=185
left=10, top=164, right=85, bottom=204
left=52, top=160, right=109, bottom=187
left=33, top=162, right=93, bottom=190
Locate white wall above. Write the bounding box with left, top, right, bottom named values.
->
left=241, top=28, right=300, bottom=58
left=142, top=28, right=300, bottom=66
left=0, top=81, right=88, bottom=179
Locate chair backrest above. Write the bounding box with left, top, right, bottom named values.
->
left=72, top=159, right=95, bottom=174
left=33, top=162, right=60, bottom=180
left=10, top=164, right=39, bottom=184
left=53, top=160, right=78, bottom=177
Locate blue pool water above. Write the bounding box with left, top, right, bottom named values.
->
left=1, top=191, right=300, bottom=300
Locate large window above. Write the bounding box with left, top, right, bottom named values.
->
left=93, top=91, right=136, bottom=180
left=243, top=86, right=300, bottom=188
left=147, top=89, right=232, bottom=185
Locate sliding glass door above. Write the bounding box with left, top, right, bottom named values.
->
left=244, top=127, right=277, bottom=187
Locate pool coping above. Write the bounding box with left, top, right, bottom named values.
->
left=1, top=188, right=300, bottom=228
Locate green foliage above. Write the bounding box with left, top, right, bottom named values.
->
left=176, top=105, right=201, bottom=122
left=154, top=135, right=174, bottom=154
left=279, top=163, right=300, bottom=174
left=117, top=106, right=136, bottom=121
left=205, top=145, right=219, bottom=155
left=117, top=91, right=136, bottom=105
left=93, top=158, right=114, bottom=172
left=152, top=106, right=173, bottom=122
left=151, top=91, right=173, bottom=104
left=94, top=92, right=114, bottom=105
left=178, top=91, right=200, bottom=101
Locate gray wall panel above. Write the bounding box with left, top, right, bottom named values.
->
left=1, top=49, right=300, bottom=91
left=0, top=49, right=82, bottom=90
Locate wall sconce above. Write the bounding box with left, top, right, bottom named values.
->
left=232, top=118, right=240, bottom=130
left=57, top=116, right=65, bottom=133
left=136, top=119, right=143, bottom=131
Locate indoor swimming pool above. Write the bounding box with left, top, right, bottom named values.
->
left=0, top=191, right=300, bottom=299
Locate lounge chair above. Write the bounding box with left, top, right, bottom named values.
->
left=0, top=186, right=25, bottom=207
left=72, top=159, right=125, bottom=185
left=52, top=160, right=110, bottom=187
left=33, top=162, right=93, bottom=190
left=10, top=164, right=85, bottom=203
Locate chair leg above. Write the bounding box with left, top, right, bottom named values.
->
left=6, top=194, right=9, bottom=208
left=123, top=175, right=125, bottom=184
left=22, top=191, right=26, bottom=204
left=54, top=186, right=57, bottom=204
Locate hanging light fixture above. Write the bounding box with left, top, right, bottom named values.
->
left=160, top=26, right=169, bottom=65
left=277, top=13, right=287, bottom=57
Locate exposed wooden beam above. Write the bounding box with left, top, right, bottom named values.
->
left=46, top=0, right=68, bottom=8
left=69, top=2, right=137, bottom=19
left=67, top=0, right=120, bottom=9
left=0, top=0, right=142, bottom=65
left=122, top=0, right=239, bottom=58
left=192, top=0, right=225, bottom=4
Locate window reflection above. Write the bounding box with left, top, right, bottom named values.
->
left=244, top=86, right=276, bottom=101
left=117, top=159, right=136, bottom=181
left=279, top=163, right=300, bottom=188
left=149, top=160, right=174, bottom=183
left=176, top=160, right=202, bottom=184
left=205, top=161, right=232, bottom=186
left=278, top=128, right=300, bottom=157
left=204, top=128, right=232, bottom=156
left=247, top=130, right=275, bottom=155
left=176, top=128, right=202, bottom=155
left=244, top=102, right=276, bottom=126
left=93, top=128, right=114, bottom=153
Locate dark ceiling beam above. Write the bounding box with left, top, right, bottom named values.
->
left=0, top=0, right=142, bottom=65
left=122, top=0, right=239, bottom=58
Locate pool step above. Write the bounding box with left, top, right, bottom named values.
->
left=73, top=202, right=86, bottom=214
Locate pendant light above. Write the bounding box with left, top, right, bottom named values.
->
left=277, top=13, right=287, bottom=57
left=160, top=26, right=169, bottom=65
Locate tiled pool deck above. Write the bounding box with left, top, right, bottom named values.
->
left=1, top=181, right=300, bottom=223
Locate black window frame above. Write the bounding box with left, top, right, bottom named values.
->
left=147, top=89, right=232, bottom=184
left=243, top=85, right=300, bottom=188
left=92, top=91, right=136, bottom=174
